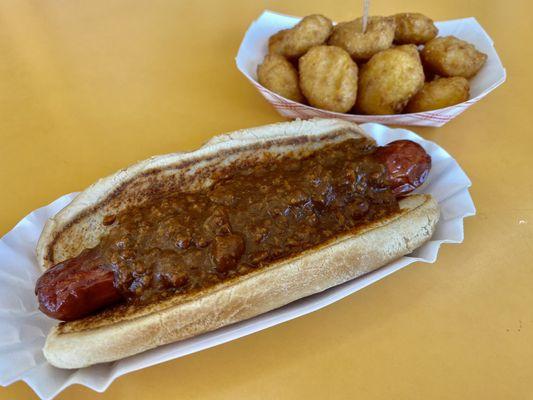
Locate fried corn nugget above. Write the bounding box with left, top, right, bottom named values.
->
left=394, top=44, right=421, bottom=60
left=268, top=14, right=333, bottom=58
left=421, top=36, right=487, bottom=78
left=269, top=29, right=290, bottom=53
left=328, top=16, right=395, bottom=61
left=356, top=47, right=424, bottom=115
left=299, top=45, right=358, bottom=113
left=257, top=54, right=304, bottom=102
left=393, top=13, right=438, bottom=44
left=404, top=77, right=469, bottom=112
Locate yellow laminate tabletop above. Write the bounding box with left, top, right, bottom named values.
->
left=0, top=0, right=531, bottom=399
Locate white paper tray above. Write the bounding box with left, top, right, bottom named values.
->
left=0, top=123, right=475, bottom=399
left=236, top=10, right=506, bottom=127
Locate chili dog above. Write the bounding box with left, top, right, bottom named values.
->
left=36, top=140, right=430, bottom=322
left=35, top=119, right=439, bottom=368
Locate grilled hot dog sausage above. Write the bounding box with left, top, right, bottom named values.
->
left=35, top=249, right=122, bottom=321
left=372, top=140, right=431, bottom=196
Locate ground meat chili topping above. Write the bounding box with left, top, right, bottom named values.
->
left=92, top=138, right=400, bottom=305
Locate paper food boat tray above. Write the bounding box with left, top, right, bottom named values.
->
left=236, top=10, right=506, bottom=127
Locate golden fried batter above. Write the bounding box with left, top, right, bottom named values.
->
left=421, top=36, right=487, bottom=78
left=394, top=44, right=421, bottom=60
left=299, top=45, right=358, bottom=112
left=268, top=15, right=333, bottom=58
left=328, top=16, right=395, bottom=61
left=356, top=47, right=424, bottom=114
left=393, top=13, right=438, bottom=44
left=257, top=54, right=304, bottom=102
left=405, top=77, right=469, bottom=112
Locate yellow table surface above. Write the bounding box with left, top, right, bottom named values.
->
left=0, top=0, right=531, bottom=398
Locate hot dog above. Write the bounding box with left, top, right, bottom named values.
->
left=36, top=139, right=430, bottom=322
left=35, top=119, right=439, bottom=368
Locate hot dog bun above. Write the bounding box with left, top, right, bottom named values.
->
left=37, top=118, right=439, bottom=368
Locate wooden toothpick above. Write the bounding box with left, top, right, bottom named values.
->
left=362, top=0, right=370, bottom=33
